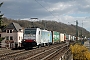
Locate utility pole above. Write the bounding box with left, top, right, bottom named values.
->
left=82, top=20, right=83, bottom=38
left=44, top=21, right=47, bottom=30
left=76, top=20, right=78, bottom=40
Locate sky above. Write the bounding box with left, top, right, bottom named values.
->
left=0, top=0, right=90, bottom=32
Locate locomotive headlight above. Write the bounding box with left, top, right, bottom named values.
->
left=34, top=40, right=36, bottom=42
left=24, top=40, right=25, bottom=41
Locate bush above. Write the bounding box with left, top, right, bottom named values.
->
left=70, top=44, right=90, bottom=60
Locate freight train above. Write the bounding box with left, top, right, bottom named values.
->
left=22, top=27, right=75, bottom=49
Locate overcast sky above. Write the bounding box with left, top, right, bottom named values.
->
left=0, top=0, right=90, bottom=32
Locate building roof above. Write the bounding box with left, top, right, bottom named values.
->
left=2, top=22, right=22, bottom=32
left=13, top=22, right=22, bottom=32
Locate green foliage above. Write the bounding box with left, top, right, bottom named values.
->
left=0, top=2, right=3, bottom=7
left=0, top=37, right=5, bottom=42
left=0, top=2, right=4, bottom=28
left=2, top=18, right=90, bottom=37
left=70, top=44, right=90, bottom=60
left=0, top=2, right=4, bottom=43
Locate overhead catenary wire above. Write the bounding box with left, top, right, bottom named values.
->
left=42, top=0, right=61, bottom=21
left=34, top=0, right=61, bottom=21
left=34, top=0, right=63, bottom=32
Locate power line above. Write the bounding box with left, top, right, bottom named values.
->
left=34, top=0, right=60, bottom=21
left=42, top=0, right=61, bottom=21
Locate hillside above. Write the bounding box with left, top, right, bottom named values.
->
left=2, top=17, right=90, bottom=37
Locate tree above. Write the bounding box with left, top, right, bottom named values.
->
left=0, top=2, right=5, bottom=47
left=70, top=44, right=90, bottom=60
left=0, top=2, right=4, bottom=27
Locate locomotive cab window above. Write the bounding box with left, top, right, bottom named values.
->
left=24, top=29, right=36, bottom=34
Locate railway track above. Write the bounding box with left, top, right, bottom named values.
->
left=24, top=44, right=69, bottom=60
left=0, top=43, right=69, bottom=60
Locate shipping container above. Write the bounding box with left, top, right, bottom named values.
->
left=66, top=35, right=75, bottom=41
left=60, top=33, right=64, bottom=42
left=49, top=31, right=52, bottom=44
left=41, top=30, right=51, bottom=46
left=64, top=33, right=66, bottom=40
left=70, top=35, right=73, bottom=40
left=52, top=31, right=60, bottom=44
left=68, top=35, right=71, bottom=40
left=72, top=36, right=75, bottom=41
left=66, top=34, right=69, bottom=40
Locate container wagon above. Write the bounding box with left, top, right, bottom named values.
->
left=52, top=31, right=60, bottom=44
left=64, top=33, right=66, bottom=41
left=72, top=36, right=75, bottom=41
left=60, top=33, right=64, bottom=42
left=41, top=30, right=52, bottom=46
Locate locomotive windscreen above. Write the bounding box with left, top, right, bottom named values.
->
left=24, top=29, right=36, bottom=34
left=24, top=28, right=36, bottom=39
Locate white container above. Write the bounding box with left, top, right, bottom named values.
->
left=60, top=33, right=64, bottom=42
left=41, top=30, right=51, bottom=46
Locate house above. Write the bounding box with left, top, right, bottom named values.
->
left=1, top=22, right=23, bottom=48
